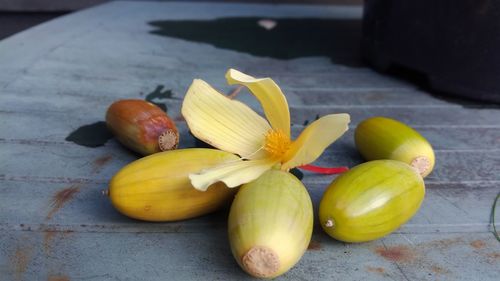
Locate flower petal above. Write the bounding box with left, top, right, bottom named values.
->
left=182, top=79, right=271, bottom=158
left=226, top=69, right=290, bottom=137
left=282, top=114, right=350, bottom=170
left=189, top=158, right=278, bottom=191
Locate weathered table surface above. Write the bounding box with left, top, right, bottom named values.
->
left=1, top=1, right=499, bottom=280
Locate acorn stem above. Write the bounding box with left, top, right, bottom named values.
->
left=324, top=218, right=335, bottom=228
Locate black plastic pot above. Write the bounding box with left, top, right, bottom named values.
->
left=362, top=0, right=500, bottom=103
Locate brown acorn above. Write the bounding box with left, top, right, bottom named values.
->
left=106, top=99, right=178, bottom=155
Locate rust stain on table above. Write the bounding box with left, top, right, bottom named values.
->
left=365, top=266, right=386, bottom=274
left=48, top=275, right=70, bottom=281
left=43, top=230, right=57, bottom=252
left=307, top=240, right=322, bottom=251
left=43, top=227, right=75, bottom=253
left=92, top=155, right=112, bottom=174
left=46, top=185, right=81, bottom=220
left=431, top=265, right=450, bottom=275
left=11, top=245, right=31, bottom=281
left=470, top=240, right=486, bottom=249
left=375, top=245, right=415, bottom=263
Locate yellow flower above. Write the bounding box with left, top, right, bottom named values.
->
left=182, top=69, right=350, bottom=191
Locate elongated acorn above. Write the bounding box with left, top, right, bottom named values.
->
left=355, top=116, right=435, bottom=177
left=108, top=148, right=238, bottom=221
left=228, top=170, right=313, bottom=278
left=106, top=99, right=179, bottom=155
left=319, top=160, right=425, bottom=243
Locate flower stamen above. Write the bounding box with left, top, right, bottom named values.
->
left=264, top=129, right=291, bottom=158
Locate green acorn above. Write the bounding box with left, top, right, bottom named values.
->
left=228, top=170, right=313, bottom=278
left=319, top=160, right=425, bottom=242
left=108, top=149, right=238, bottom=221
left=355, top=116, right=435, bottom=177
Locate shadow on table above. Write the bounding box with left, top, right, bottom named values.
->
left=384, top=65, right=500, bottom=108
left=149, top=17, right=363, bottom=67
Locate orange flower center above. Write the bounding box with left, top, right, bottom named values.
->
left=263, top=129, right=290, bottom=158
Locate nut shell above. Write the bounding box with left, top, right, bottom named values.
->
left=109, top=148, right=238, bottom=221
left=319, top=160, right=425, bottom=242
left=106, top=99, right=178, bottom=155
left=228, top=170, right=313, bottom=278
left=354, top=116, right=435, bottom=177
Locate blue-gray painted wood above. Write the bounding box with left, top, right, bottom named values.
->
left=0, top=1, right=499, bottom=280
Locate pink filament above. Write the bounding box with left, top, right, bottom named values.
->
left=299, top=164, right=349, bottom=174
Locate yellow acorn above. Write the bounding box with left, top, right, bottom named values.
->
left=108, top=148, right=238, bottom=221
left=106, top=99, right=179, bottom=155
left=354, top=116, right=435, bottom=177
left=319, top=160, right=425, bottom=242
left=228, top=170, right=313, bottom=278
